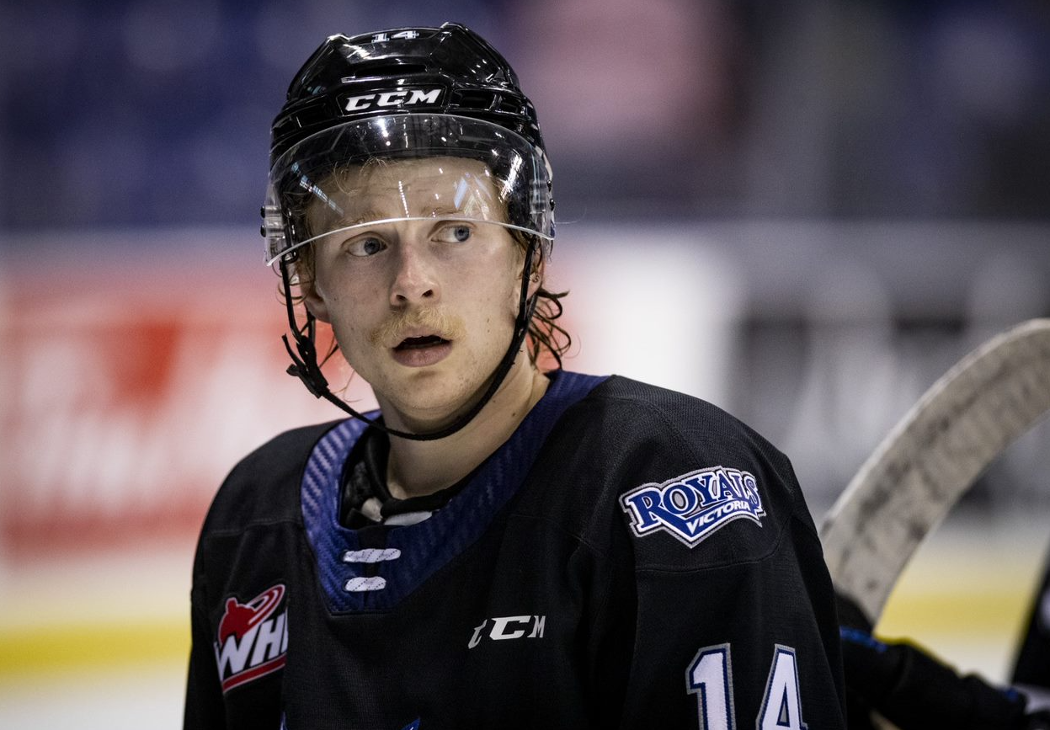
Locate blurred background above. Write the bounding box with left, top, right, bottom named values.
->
left=2, top=0, right=1050, bottom=727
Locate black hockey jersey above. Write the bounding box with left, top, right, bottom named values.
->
left=185, top=372, right=846, bottom=729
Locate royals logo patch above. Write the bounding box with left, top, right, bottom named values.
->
left=620, top=467, right=765, bottom=547
left=214, top=584, right=288, bottom=693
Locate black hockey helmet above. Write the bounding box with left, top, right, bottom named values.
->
left=262, top=22, right=555, bottom=265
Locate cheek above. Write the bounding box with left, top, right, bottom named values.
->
left=475, top=262, right=522, bottom=319
left=495, top=248, right=525, bottom=296
left=507, top=258, right=530, bottom=314
left=314, top=272, right=377, bottom=340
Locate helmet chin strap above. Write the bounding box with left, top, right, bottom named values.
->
left=279, top=237, right=541, bottom=441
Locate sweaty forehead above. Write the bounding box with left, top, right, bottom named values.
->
left=306, top=156, right=504, bottom=230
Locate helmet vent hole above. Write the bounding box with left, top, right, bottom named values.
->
left=496, top=97, right=524, bottom=115
left=453, top=90, right=497, bottom=111
left=343, top=61, right=428, bottom=80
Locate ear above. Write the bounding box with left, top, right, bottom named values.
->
left=301, top=279, right=332, bottom=323
left=526, top=252, right=546, bottom=300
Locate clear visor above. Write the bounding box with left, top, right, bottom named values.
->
left=263, top=114, right=554, bottom=265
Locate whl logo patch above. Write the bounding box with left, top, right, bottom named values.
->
left=620, top=467, right=765, bottom=547
left=214, top=584, right=288, bottom=693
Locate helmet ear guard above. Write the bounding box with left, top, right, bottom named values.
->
left=261, top=204, right=288, bottom=265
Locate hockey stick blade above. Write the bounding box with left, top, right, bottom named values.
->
left=820, top=319, right=1050, bottom=624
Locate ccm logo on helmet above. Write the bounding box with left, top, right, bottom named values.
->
left=342, top=87, right=443, bottom=113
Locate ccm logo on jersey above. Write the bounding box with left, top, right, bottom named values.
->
left=341, top=87, right=443, bottom=113
left=620, top=467, right=765, bottom=547
left=468, top=615, right=546, bottom=649
left=214, top=584, right=288, bottom=693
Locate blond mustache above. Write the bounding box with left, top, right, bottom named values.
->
left=369, top=307, right=466, bottom=347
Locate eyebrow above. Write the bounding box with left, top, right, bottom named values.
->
left=421, top=204, right=465, bottom=217
left=329, top=210, right=383, bottom=228
left=327, top=206, right=472, bottom=229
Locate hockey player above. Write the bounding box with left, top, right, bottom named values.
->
left=184, top=23, right=847, bottom=729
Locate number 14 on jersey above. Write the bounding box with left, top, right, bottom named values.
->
left=687, top=644, right=806, bottom=730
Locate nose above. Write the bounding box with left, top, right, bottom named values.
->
left=389, top=237, right=439, bottom=307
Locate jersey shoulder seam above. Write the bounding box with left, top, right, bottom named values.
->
left=505, top=510, right=609, bottom=558
left=632, top=520, right=789, bottom=575
left=201, top=517, right=303, bottom=539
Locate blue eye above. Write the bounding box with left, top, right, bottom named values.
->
left=347, top=235, right=386, bottom=257
left=437, top=223, right=473, bottom=243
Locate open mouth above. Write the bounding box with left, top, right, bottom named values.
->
left=395, top=335, right=449, bottom=350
